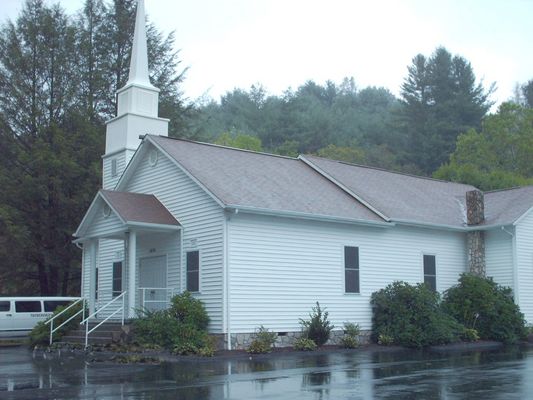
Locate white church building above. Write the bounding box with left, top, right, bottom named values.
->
left=74, top=0, right=533, bottom=349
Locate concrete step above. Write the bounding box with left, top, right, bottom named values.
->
left=60, top=322, right=132, bottom=346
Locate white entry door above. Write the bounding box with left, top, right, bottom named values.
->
left=139, top=256, right=167, bottom=312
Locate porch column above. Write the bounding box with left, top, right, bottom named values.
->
left=127, top=230, right=137, bottom=318
left=88, top=240, right=98, bottom=315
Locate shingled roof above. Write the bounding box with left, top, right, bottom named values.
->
left=148, top=136, right=385, bottom=224
left=146, top=135, right=533, bottom=229
left=100, top=190, right=180, bottom=226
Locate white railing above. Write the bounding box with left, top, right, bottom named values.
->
left=138, top=287, right=177, bottom=312
left=80, top=291, right=126, bottom=348
left=45, top=298, right=85, bottom=346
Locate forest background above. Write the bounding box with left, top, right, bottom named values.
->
left=1, top=0, right=532, bottom=295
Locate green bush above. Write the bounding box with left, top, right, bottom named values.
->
left=29, top=301, right=85, bottom=346
left=247, top=326, right=278, bottom=354
left=134, top=293, right=213, bottom=355
left=442, top=274, right=526, bottom=344
left=300, top=302, right=334, bottom=347
left=371, top=281, right=463, bottom=348
left=168, top=291, right=209, bottom=330
left=293, top=337, right=317, bottom=351
left=341, top=322, right=361, bottom=349
left=377, top=333, right=394, bottom=346
left=462, top=328, right=480, bottom=342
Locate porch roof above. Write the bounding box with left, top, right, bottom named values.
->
left=74, top=190, right=180, bottom=240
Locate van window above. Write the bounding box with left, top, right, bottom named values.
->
left=44, top=300, right=70, bottom=312
left=15, top=301, right=42, bottom=313
left=0, top=301, right=10, bottom=312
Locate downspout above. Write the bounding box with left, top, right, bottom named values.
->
left=224, top=212, right=232, bottom=350
left=180, top=228, right=184, bottom=293
left=501, top=226, right=519, bottom=304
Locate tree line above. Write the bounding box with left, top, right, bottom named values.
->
left=0, top=0, right=532, bottom=295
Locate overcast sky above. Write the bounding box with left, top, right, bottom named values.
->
left=1, top=0, right=532, bottom=107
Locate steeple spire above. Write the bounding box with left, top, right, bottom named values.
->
left=103, top=0, right=168, bottom=189
left=127, top=0, right=154, bottom=88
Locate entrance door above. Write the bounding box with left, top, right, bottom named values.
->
left=139, top=256, right=167, bottom=312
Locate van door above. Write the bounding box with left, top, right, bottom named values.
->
left=13, top=300, right=44, bottom=331
left=0, top=300, right=13, bottom=331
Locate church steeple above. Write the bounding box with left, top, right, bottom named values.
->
left=127, top=0, right=154, bottom=89
left=103, top=0, right=169, bottom=189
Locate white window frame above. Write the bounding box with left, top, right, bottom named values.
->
left=186, top=249, right=201, bottom=293
left=422, top=253, right=437, bottom=291
left=343, top=245, right=360, bottom=295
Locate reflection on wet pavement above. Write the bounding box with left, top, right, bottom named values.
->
left=1, top=345, right=532, bottom=399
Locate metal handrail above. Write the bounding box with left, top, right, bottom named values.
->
left=44, top=298, right=85, bottom=346
left=80, top=291, right=126, bottom=348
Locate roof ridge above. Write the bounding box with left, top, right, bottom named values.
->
left=149, top=134, right=297, bottom=161
left=485, top=185, right=533, bottom=194
left=304, top=154, right=478, bottom=188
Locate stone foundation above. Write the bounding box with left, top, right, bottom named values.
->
left=229, top=329, right=372, bottom=350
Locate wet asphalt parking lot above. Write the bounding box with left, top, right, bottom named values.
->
left=1, top=344, right=533, bottom=399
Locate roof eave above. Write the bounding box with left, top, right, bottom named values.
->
left=226, top=204, right=394, bottom=228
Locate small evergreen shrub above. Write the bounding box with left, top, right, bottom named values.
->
left=300, top=302, right=334, bottom=347
left=462, top=328, right=480, bottom=342
left=377, top=333, right=394, bottom=346
left=341, top=322, right=361, bottom=349
left=168, top=291, right=210, bottom=330
left=247, top=326, right=278, bottom=354
left=371, top=281, right=462, bottom=348
left=29, top=302, right=85, bottom=346
left=442, top=274, right=527, bottom=344
left=134, top=293, right=213, bottom=355
left=293, top=337, right=317, bottom=351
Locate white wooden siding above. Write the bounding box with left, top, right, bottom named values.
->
left=83, top=199, right=123, bottom=239
left=515, top=211, right=533, bottom=323
left=485, top=228, right=514, bottom=289
left=94, top=239, right=124, bottom=317
left=102, top=151, right=130, bottom=190
left=228, top=213, right=467, bottom=333
left=122, top=144, right=225, bottom=332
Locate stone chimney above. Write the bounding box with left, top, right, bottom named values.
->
left=466, top=190, right=485, bottom=276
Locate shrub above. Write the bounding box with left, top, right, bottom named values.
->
left=29, top=302, right=85, bottom=346
left=340, top=322, right=361, bottom=349
left=293, top=337, right=317, bottom=351
left=134, top=293, right=212, bottom=355
left=462, top=328, right=480, bottom=342
left=377, top=333, right=394, bottom=346
left=168, top=291, right=209, bottom=330
left=247, top=326, right=278, bottom=354
left=300, top=302, right=334, bottom=347
left=442, top=274, right=527, bottom=344
left=371, top=281, right=463, bottom=348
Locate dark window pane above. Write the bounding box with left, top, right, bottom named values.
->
left=187, top=251, right=200, bottom=292
left=424, top=275, right=437, bottom=292
left=44, top=301, right=70, bottom=312
left=0, top=301, right=10, bottom=312
left=187, top=272, right=199, bottom=292
left=344, top=246, right=359, bottom=269
left=187, top=251, right=199, bottom=272
left=423, top=255, right=436, bottom=275
left=113, top=262, right=122, bottom=296
left=95, top=268, right=99, bottom=300
left=345, top=269, right=360, bottom=293
left=15, top=301, right=41, bottom=313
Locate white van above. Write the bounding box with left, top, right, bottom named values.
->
left=0, top=297, right=79, bottom=336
